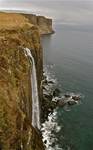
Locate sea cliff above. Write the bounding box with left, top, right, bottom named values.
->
left=23, top=14, right=54, bottom=35
left=0, top=12, right=46, bottom=150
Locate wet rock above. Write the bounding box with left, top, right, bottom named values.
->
left=72, top=95, right=80, bottom=101
left=68, top=100, right=77, bottom=105
left=48, top=108, right=52, bottom=111
left=53, top=88, right=61, bottom=97
left=64, top=94, right=71, bottom=98
left=48, top=80, right=54, bottom=84
left=42, top=85, right=47, bottom=90
left=43, top=74, right=47, bottom=80
left=43, top=79, right=48, bottom=85
left=57, top=100, right=66, bottom=107
left=44, top=140, right=47, bottom=144
left=57, top=95, right=80, bottom=107
left=43, top=79, right=54, bottom=85
left=52, top=97, right=60, bottom=102
left=43, top=94, right=52, bottom=100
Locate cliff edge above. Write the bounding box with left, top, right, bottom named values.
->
left=0, top=12, right=44, bottom=150
left=23, top=14, right=54, bottom=35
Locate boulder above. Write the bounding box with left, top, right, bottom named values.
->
left=68, top=100, right=77, bottom=105
left=72, top=96, right=80, bottom=101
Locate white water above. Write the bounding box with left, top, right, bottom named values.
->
left=41, top=66, right=62, bottom=150
left=41, top=110, right=62, bottom=150
left=24, top=48, right=40, bottom=129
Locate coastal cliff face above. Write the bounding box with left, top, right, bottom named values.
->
left=0, top=13, right=44, bottom=150
left=23, top=14, right=54, bottom=35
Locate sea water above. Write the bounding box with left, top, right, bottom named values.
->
left=41, top=23, right=93, bottom=150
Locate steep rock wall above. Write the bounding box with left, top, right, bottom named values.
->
left=0, top=12, right=44, bottom=150
left=23, top=14, right=54, bottom=35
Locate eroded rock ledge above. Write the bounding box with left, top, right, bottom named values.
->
left=23, top=13, right=54, bottom=35
left=0, top=12, right=44, bottom=150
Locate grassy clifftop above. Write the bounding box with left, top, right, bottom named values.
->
left=0, top=12, right=54, bottom=34
left=0, top=12, right=44, bottom=150
left=0, top=13, right=33, bottom=29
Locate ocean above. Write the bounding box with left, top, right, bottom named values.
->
left=39, top=1, right=93, bottom=150
left=41, top=23, right=93, bottom=150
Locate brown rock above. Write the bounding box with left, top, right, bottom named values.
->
left=23, top=14, right=54, bottom=35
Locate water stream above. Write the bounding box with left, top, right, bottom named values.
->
left=24, top=48, right=40, bottom=129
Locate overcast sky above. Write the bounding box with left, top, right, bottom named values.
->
left=0, top=0, right=93, bottom=26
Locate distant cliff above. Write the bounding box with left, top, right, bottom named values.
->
left=0, top=12, right=44, bottom=150
left=23, top=14, right=54, bottom=35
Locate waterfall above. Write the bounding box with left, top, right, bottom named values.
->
left=24, top=48, right=40, bottom=129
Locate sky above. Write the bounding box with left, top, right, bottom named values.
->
left=0, top=0, right=93, bottom=26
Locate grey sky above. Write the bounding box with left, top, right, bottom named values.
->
left=0, top=0, right=93, bottom=26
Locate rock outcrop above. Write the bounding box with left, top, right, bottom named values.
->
left=0, top=12, right=44, bottom=150
left=23, top=14, right=54, bottom=35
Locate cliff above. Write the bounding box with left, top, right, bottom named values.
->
left=23, top=14, right=54, bottom=35
left=0, top=12, right=44, bottom=150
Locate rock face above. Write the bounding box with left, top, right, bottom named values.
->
left=0, top=12, right=44, bottom=150
left=23, top=14, right=54, bottom=35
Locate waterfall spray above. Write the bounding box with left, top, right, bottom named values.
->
left=24, top=48, right=40, bottom=129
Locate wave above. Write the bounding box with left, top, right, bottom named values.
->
left=41, top=110, right=63, bottom=150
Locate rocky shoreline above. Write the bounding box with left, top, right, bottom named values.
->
left=40, top=67, right=82, bottom=149
left=41, top=69, right=81, bottom=123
